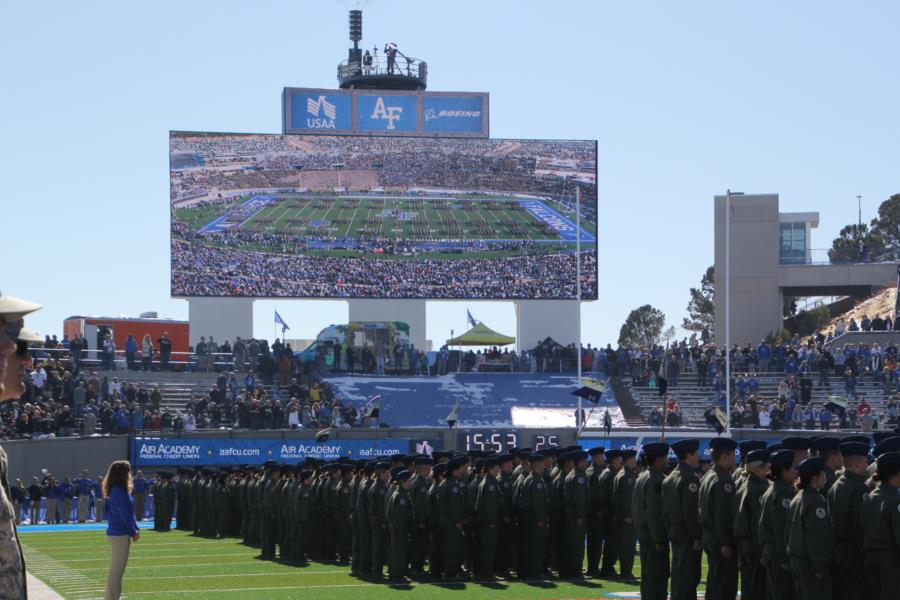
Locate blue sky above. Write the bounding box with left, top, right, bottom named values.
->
left=3, top=1, right=899, bottom=347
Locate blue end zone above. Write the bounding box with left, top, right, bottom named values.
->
left=197, top=196, right=275, bottom=234
left=518, top=199, right=596, bottom=243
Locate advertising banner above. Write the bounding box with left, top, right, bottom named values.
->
left=288, top=91, right=352, bottom=132
left=423, top=95, right=485, bottom=133
left=131, top=437, right=418, bottom=466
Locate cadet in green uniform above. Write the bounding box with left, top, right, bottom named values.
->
left=758, top=449, right=796, bottom=600
left=354, top=462, right=376, bottom=576
left=612, top=449, right=637, bottom=580
left=787, top=457, right=834, bottom=600
left=815, top=437, right=842, bottom=494
left=475, top=456, right=502, bottom=580
left=409, top=456, right=433, bottom=575
left=598, top=449, right=622, bottom=577
left=295, top=467, right=314, bottom=562
left=438, top=457, right=468, bottom=580
left=518, top=453, right=550, bottom=579
left=335, top=464, right=354, bottom=564
left=496, top=453, right=515, bottom=578
left=860, top=451, right=900, bottom=599
left=633, top=442, right=669, bottom=600
left=367, top=461, right=391, bottom=580
left=585, top=446, right=606, bottom=577
left=662, top=439, right=702, bottom=600
left=387, top=470, right=414, bottom=582
left=783, top=436, right=813, bottom=468
left=826, top=441, right=870, bottom=600
left=427, top=463, right=447, bottom=579
left=733, top=449, right=770, bottom=600
left=563, top=450, right=590, bottom=579
left=698, top=437, right=738, bottom=600
left=260, top=462, right=281, bottom=560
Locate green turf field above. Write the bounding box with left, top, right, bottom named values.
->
left=20, top=529, right=675, bottom=599
left=176, top=194, right=596, bottom=242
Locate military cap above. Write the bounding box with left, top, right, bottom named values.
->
left=739, top=440, right=767, bottom=456
left=709, top=438, right=738, bottom=452
left=262, top=460, right=277, bottom=468
left=390, top=454, right=407, bottom=463
left=327, top=461, right=342, bottom=471
left=537, top=448, right=555, bottom=458
left=605, top=449, right=623, bottom=460
left=839, top=442, right=869, bottom=458
left=340, top=463, right=354, bottom=474
left=496, top=453, right=514, bottom=464
left=770, top=450, right=794, bottom=470
left=484, top=456, right=500, bottom=468
left=768, top=443, right=783, bottom=452
left=356, top=459, right=367, bottom=469
left=374, top=461, right=391, bottom=471
left=875, top=436, right=900, bottom=456
left=394, top=470, right=412, bottom=481
left=447, top=457, right=467, bottom=471
left=588, top=447, right=606, bottom=457
left=401, top=456, right=415, bottom=467
left=431, top=451, right=448, bottom=461
left=516, top=448, right=533, bottom=459
left=473, top=459, right=485, bottom=471
left=814, top=437, right=840, bottom=452
left=557, top=452, right=575, bottom=464
left=671, top=439, right=699, bottom=456
left=642, top=443, right=670, bottom=460
left=414, top=455, right=433, bottom=466
left=621, top=449, right=637, bottom=459
left=782, top=437, right=813, bottom=451
left=158, top=471, right=173, bottom=478
left=0, top=293, right=41, bottom=318
left=509, top=447, right=521, bottom=455
left=363, top=461, right=377, bottom=475
left=841, top=435, right=870, bottom=445
left=798, top=457, right=825, bottom=479
left=390, top=465, right=406, bottom=478
left=432, top=463, right=448, bottom=476
left=299, top=469, right=313, bottom=480
left=467, top=450, right=485, bottom=459
left=564, top=445, right=584, bottom=453
left=872, top=432, right=897, bottom=444
left=876, top=452, right=900, bottom=470
left=745, top=449, right=771, bottom=464
left=528, top=452, right=545, bottom=463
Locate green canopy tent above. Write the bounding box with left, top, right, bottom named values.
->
left=446, top=322, right=516, bottom=346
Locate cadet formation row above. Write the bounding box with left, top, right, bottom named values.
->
left=148, top=432, right=900, bottom=600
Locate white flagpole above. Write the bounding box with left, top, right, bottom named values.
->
left=576, top=187, right=583, bottom=432
left=725, top=189, right=732, bottom=437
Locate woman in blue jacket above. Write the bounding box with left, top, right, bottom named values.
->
left=102, top=460, right=139, bottom=600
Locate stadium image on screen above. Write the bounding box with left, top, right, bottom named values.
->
left=170, top=132, right=597, bottom=300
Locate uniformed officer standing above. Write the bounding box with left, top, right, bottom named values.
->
left=387, top=470, right=414, bottom=582
left=598, top=449, right=622, bottom=577
left=562, top=450, right=590, bottom=579
left=860, top=451, right=900, bottom=599
left=367, top=461, right=391, bottom=580
left=518, top=452, right=550, bottom=579
left=816, top=438, right=842, bottom=493
left=662, top=439, right=702, bottom=600
left=475, top=456, right=501, bottom=580
left=427, top=463, right=446, bottom=579
left=733, top=449, right=771, bottom=600
left=409, top=456, right=433, bottom=575
left=698, top=437, right=738, bottom=600
left=612, top=448, right=638, bottom=580
left=758, top=449, right=796, bottom=600
left=335, top=464, right=354, bottom=564
left=826, top=441, right=870, bottom=600
left=786, top=457, right=835, bottom=600
left=438, top=457, right=468, bottom=580
left=633, top=442, right=669, bottom=600
left=496, top=453, right=515, bottom=578
left=585, top=446, right=606, bottom=577
left=260, top=462, right=281, bottom=559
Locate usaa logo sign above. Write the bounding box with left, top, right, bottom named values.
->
left=294, top=93, right=350, bottom=130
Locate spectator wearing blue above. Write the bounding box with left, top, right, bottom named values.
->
left=60, top=477, right=74, bottom=523
left=102, top=460, right=140, bottom=600
left=74, top=469, right=93, bottom=522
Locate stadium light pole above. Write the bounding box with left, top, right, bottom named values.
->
left=725, top=189, right=732, bottom=437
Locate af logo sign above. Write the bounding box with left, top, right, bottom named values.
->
left=370, top=97, right=403, bottom=130
left=358, top=94, right=417, bottom=132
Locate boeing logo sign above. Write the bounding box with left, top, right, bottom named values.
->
left=283, top=88, right=488, bottom=137
left=289, top=91, right=351, bottom=131
left=423, top=95, right=485, bottom=133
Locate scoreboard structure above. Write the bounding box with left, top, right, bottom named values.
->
left=282, top=87, right=489, bottom=138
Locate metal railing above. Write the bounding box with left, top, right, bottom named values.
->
left=780, top=247, right=900, bottom=266
left=337, top=53, right=427, bottom=85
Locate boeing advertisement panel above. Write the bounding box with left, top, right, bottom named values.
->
left=170, top=132, right=598, bottom=300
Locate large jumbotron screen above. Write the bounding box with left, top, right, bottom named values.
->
left=170, top=132, right=597, bottom=300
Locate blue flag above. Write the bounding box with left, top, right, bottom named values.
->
left=274, top=310, right=290, bottom=333
left=467, top=309, right=477, bottom=328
